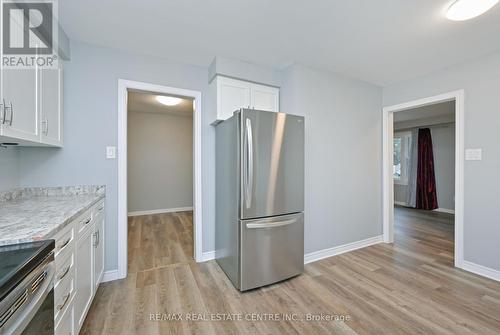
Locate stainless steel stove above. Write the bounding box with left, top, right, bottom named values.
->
left=0, top=240, right=55, bottom=335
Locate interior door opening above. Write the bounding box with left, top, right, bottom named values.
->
left=117, top=79, right=203, bottom=280
left=383, top=90, right=464, bottom=268
left=392, top=100, right=456, bottom=264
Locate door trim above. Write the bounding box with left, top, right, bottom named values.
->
left=382, top=89, right=464, bottom=268
left=117, top=79, right=203, bottom=280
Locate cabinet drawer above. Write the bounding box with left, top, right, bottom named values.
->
left=76, top=210, right=93, bottom=237
left=54, top=269, right=74, bottom=323
left=55, top=297, right=74, bottom=335
left=54, top=277, right=75, bottom=323
left=55, top=251, right=74, bottom=287
left=54, top=224, right=74, bottom=260
left=92, top=200, right=105, bottom=217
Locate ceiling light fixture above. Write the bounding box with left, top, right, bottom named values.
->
left=446, top=0, right=499, bottom=21
left=156, top=96, right=182, bottom=106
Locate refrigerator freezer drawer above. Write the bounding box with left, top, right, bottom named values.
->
left=239, top=212, right=304, bottom=291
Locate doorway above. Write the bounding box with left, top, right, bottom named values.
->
left=117, top=80, right=203, bottom=280
left=382, top=90, right=464, bottom=268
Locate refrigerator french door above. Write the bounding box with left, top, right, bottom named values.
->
left=240, top=109, right=304, bottom=219
left=216, top=109, right=304, bottom=291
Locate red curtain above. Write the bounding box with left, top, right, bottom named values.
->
left=416, top=128, right=438, bottom=210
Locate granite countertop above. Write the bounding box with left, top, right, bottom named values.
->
left=0, top=186, right=105, bottom=246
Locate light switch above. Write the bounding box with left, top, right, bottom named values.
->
left=465, top=149, right=482, bottom=161
left=106, top=146, right=116, bottom=159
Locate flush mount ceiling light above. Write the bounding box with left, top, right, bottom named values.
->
left=156, top=96, right=182, bottom=106
left=446, top=0, right=499, bottom=21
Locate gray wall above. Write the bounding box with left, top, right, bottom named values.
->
left=127, top=110, right=193, bottom=212
left=16, top=41, right=215, bottom=271
left=384, top=50, right=500, bottom=272
left=281, top=64, right=383, bottom=253
left=5, top=43, right=383, bottom=272
left=394, top=122, right=455, bottom=211
left=0, top=148, right=19, bottom=191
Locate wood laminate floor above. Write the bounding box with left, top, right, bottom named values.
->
left=81, top=208, right=500, bottom=335
left=127, top=212, right=194, bottom=272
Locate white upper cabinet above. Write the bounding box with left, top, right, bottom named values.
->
left=0, top=25, right=64, bottom=146
left=1, top=68, right=40, bottom=143
left=211, top=76, right=279, bottom=124
left=0, top=64, right=63, bottom=146
left=216, top=76, right=251, bottom=121
left=250, top=82, right=280, bottom=112
left=40, top=67, right=63, bottom=146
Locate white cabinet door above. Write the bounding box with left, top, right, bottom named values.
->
left=74, top=228, right=94, bottom=333
left=93, top=215, right=105, bottom=290
left=55, top=299, right=74, bottom=335
left=40, top=67, right=63, bottom=146
left=1, top=68, right=39, bottom=142
left=217, top=76, right=251, bottom=121
left=250, top=83, right=279, bottom=112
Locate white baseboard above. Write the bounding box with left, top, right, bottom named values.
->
left=461, top=261, right=500, bottom=282
left=202, top=235, right=384, bottom=266
left=434, top=208, right=455, bottom=214
left=304, top=235, right=383, bottom=264
left=198, top=250, right=216, bottom=262
left=128, top=207, right=193, bottom=217
left=394, top=202, right=455, bottom=215
left=102, top=270, right=119, bottom=283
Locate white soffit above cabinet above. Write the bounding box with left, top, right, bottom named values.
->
left=60, top=0, right=500, bottom=85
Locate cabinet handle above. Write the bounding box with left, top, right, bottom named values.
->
left=93, top=231, right=99, bottom=247
left=1, top=99, right=11, bottom=125
left=57, top=292, right=71, bottom=311
left=0, top=99, right=4, bottom=124
left=4, top=101, right=13, bottom=126
left=58, top=237, right=71, bottom=251
left=41, top=119, right=48, bottom=135
left=57, top=265, right=71, bottom=280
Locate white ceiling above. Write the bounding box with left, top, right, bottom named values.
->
left=60, top=0, right=500, bottom=86
left=127, top=91, right=193, bottom=117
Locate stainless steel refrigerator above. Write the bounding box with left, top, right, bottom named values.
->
left=215, top=108, right=304, bottom=291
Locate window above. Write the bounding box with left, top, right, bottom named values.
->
left=393, top=132, right=412, bottom=185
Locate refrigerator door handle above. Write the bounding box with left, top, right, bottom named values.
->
left=246, top=218, right=297, bottom=229
left=245, top=118, right=253, bottom=209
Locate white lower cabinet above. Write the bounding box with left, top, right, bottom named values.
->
left=55, top=299, right=74, bottom=335
left=93, top=215, right=105, bottom=290
left=54, top=199, right=105, bottom=335
left=74, top=226, right=94, bottom=332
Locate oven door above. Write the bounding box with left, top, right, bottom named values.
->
left=0, top=257, right=54, bottom=335
left=20, top=288, right=54, bottom=335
